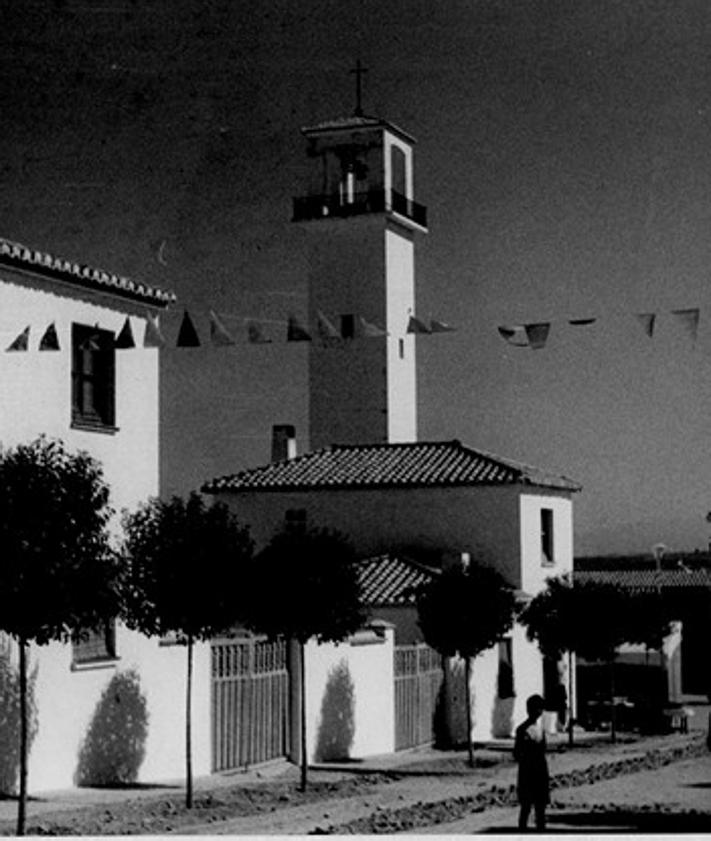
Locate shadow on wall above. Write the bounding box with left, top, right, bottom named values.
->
left=314, top=660, right=355, bottom=762
left=432, top=676, right=449, bottom=748
left=0, top=643, right=38, bottom=795
left=491, top=696, right=515, bottom=738
left=74, top=668, right=148, bottom=787
left=491, top=650, right=515, bottom=738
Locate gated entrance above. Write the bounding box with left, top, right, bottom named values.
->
left=211, top=635, right=290, bottom=772
left=394, top=643, right=444, bottom=750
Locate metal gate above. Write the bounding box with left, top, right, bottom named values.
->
left=211, top=636, right=290, bottom=772
left=394, top=643, right=444, bottom=750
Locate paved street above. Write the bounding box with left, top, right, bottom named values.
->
left=411, top=754, right=711, bottom=833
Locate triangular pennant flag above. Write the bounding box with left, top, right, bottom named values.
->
left=114, top=317, right=136, bottom=349
left=316, top=310, right=340, bottom=340
left=143, top=314, right=166, bottom=348
left=525, top=322, right=551, bottom=350
left=287, top=314, right=312, bottom=342
left=498, top=325, right=529, bottom=347
left=176, top=310, right=201, bottom=347
left=635, top=312, right=656, bottom=338
left=671, top=308, right=700, bottom=342
left=246, top=319, right=271, bottom=344
left=406, top=315, right=431, bottom=334
left=39, top=322, right=60, bottom=351
left=209, top=310, right=235, bottom=346
left=568, top=317, right=597, bottom=326
left=430, top=319, right=456, bottom=333
left=359, top=316, right=388, bottom=337
left=6, top=326, right=30, bottom=352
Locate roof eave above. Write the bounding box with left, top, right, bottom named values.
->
left=0, top=241, right=176, bottom=308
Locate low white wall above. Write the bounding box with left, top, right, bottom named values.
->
left=304, top=625, right=395, bottom=762
left=453, top=623, right=544, bottom=743
left=26, top=630, right=211, bottom=793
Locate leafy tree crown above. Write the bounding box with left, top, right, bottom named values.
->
left=121, top=493, right=254, bottom=640
left=243, top=525, right=367, bottom=644
left=520, top=574, right=674, bottom=661
left=416, top=563, right=517, bottom=658
left=0, top=437, right=118, bottom=644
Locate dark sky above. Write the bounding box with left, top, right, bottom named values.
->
left=4, top=0, right=711, bottom=556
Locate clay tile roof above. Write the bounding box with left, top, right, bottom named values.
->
left=357, top=555, right=438, bottom=606
left=0, top=238, right=176, bottom=307
left=203, top=439, right=581, bottom=494
left=575, top=569, right=711, bottom=589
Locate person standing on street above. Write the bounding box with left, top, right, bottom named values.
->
left=514, top=694, right=550, bottom=832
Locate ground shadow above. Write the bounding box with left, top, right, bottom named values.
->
left=544, top=808, right=711, bottom=833
left=74, top=668, right=148, bottom=787
left=0, top=643, right=38, bottom=795
left=314, top=660, right=355, bottom=762
left=482, top=809, right=711, bottom=834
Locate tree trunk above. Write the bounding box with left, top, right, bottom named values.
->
left=299, top=640, right=308, bottom=792
left=465, top=656, right=474, bottom=768
left=17, top=636, right=28, bottom=837
left=567, top=649, right=575, bottom=747
left=186, top=634, right=194, bottom=809
left=609, top=657, right=617, bottom=744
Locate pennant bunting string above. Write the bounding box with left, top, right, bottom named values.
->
left=6, top=326, right=30, bottom=352
left=209, top=310, right=236, bottom=346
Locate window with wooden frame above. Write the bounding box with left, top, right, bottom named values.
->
left=72, top=620, right=117, bottom=669
left=71, top=323, right=116, bottom=432
left=540, top=507, right=555, bottom=566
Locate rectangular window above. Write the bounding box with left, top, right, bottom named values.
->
left=71, top=323, right=116, bottom=432
left=285, top=508, right=306, bottom=533
left=340, top=314, right=355, bottom=339
left=398, top=338, right=405, bottom=359
left=541, top=507, right=554, bottom=565
left=72, top=621, right=117, bottom=668
left=497, top=638, right=514, bottom=698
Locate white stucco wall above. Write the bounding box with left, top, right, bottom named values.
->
left=27, top=634, right=212, bottom=792
left=385, top=225, right=417, bottom=443
left=520, top=491, right=574, bottom=595
left=306, top=217, right=389, bottom=448
left=0, top=267, right=197, bottom=793
left=0, top=270, right=160, bottom=517
left=221, top=484, right=533, bottom=587
left=304, top=626, right=395, bottom=762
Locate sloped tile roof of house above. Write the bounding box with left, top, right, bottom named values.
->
left=357, top=555, right=438, bottom=606
left=0, top=238, right=176, bottom=307
left=203, top=440, right=581, bottom=494
left=575, top=569, right=711, bottom=589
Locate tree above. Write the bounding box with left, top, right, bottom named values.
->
left=243, top=525, right=367, bottom=791
left=121, top=492, right=253, bottom=807
left=0, top=437, right=119, bottom=835
left=520, top=575, right=673, bottom=743
left=417, top=563, right=517, bottom=767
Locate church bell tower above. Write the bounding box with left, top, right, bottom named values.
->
left=293, top=73, right=428, bottom=450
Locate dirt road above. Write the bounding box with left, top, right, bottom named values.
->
left=411, top=754, right=711, bottom=833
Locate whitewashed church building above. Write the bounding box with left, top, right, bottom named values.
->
left=204, top=108, right=580, bottom=760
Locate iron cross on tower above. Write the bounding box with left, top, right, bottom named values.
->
left=349, top=60, right=368, bottom=116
